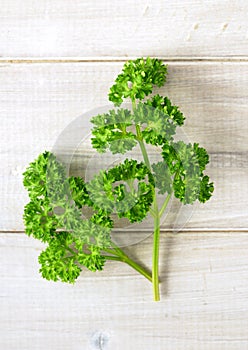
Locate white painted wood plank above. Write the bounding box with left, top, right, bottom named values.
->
left=1, top=232, right=248, bottom=349
left=0, top=0, right=248, bottom=58
left=0, top=62, right=248, bottom=231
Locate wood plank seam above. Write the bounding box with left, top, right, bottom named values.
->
left=1, top=229, right=248, bottom=234
left=1, top=57, right=248, bottom=64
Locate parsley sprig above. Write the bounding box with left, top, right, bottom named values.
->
left=23, top=152, right=153, bottom=283
left=23, top=57, right=214, bottom=301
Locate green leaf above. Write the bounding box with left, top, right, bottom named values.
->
left=23, top=198, right=58, bottom=243
left=68, top=176, right=94, bottom=208
left=131, top=96, right=185, bottom=146
left=91, top=108, right=137, bottom=154
left=162, top=140, right=214, bottom=204
left=133, top=102, right=177, bottom=146
left=38, top=230, right=107, bottom=283
left=23, top=152, right=114, bottom=283
left=151, top=161, right=172, bottom=195
left=86, top=159, right=154, bottom=222
left=145, top=94, right=185, bottom=126
left=38, top=238, right=82, bottom=283
left=23, top=151, right=56, bottom=199
left=77, top=245, right=106, bottom=272
left=193, top=143, right=209, bottom=172
left=108, top=57, right=167, bottom=105
left=198, top=175, right=214, bottom=203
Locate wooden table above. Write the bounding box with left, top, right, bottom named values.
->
left=1, top=1, right=248, bottom=349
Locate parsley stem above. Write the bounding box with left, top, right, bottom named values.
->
left=152, top=211, right=160, bottom=301
left=132, top=97, right=152, bottom=171
left=132, top=99, right=136, bottom=112
left=126, top=178, right=135, bottom=195
left=149, top=207, right=156, bottom=218
left=133, top=111, right=162, bottom=300
left=135, top=125, right=152, bottom=171
left=103, top=255, right=122, bottom=262
left=132, top=96, right=163, bottom=300
left=105, top=243, right=152, bottom=283
left=123, top=254, right=153, bottom=283
left=159, top=193, right=172, bottom=218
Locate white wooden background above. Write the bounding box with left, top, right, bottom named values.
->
left=0, top=1, right=248, bottom=349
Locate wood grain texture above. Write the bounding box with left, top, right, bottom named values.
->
left=0, top=0, right=248, bottom=58
left=1, top=232, right=248, bottom=350
left=1, top=62, right=247, bottom=231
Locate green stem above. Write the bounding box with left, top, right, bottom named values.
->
left=132, top=96, right=164, bottom=301
left=135, top=137, right=161, bottom=300
left=102, top=255, right=122, bottom=262
left=132, top=99, right=137, bottom=112
left=123, top=255, right=153, bottom=283
left=135, top=125, right=152, bottom=171
left=132, top=97, right=152, bottom=171
left=159, top=193, right=172, bottom=218
left=149, top=207, right=156, bottom=218
left=103, top=244, right=153, bottom=283
left=103, top=247, right=120, bottom=256
left=152, top=212, right=160, bottom=301
left=126, top=178, right=135, bottom=195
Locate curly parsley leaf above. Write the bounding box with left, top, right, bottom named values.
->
left=68, top=176, right=94, bottom=208
left=38, top=231, right=106, bottom=283
left=199, top=175, right=214, bottom=203
left=145, top=94, right=185, bottom=126
left=151, top=161, right=172, bottom=195
left=23, top=198, right=58, bottom=243
left=23, top=151, right=65, bottom=199
left=91, top=95, right=185, bottom=154
left=91, top=108, right=137, bottom=154
left=109, top=57, right=167, bottom=105
left=23, top=151, right=114, bottom=283
left=133, top=102, right=181, bottom=146
left=162, top=141, right=213, bottom=204
left=38, top=233, right=82, bottom=283
left=86, top=159, right=154, bottom=223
